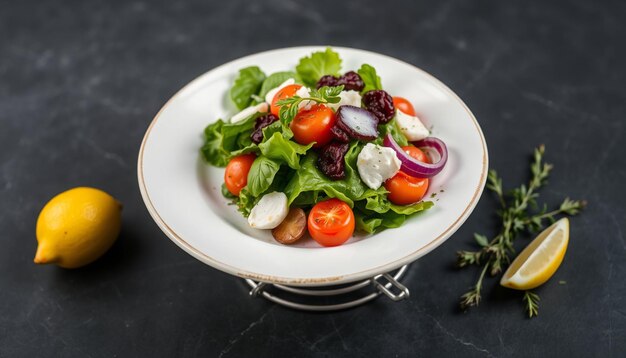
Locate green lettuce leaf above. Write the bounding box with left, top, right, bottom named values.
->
left=237, top=188, right=255, bottom=217
left=246, top=156, right=281, bottom=197
left=284, top=142, right=372, bottom=206
left=296, top=48, right=342, bottom=87
left=261, top=121, right=294, bottom=141
left=357, top=64, right=382, bottom=93
left=363, top=195, right=434, bottom=215
left=201, top=114, right=260, bottom=167
left=258, top=71, right=297, bottom=100
left=201, top=119, right=228, bottom=166
left=377, top=118, right=409, bottom=147
left=258, top=132, right=313, bottom=169
left=355, top=214, right=388, bottom=234
left=230, top=66, right=266, bottom=110
left=355, top=195, right=434, bottom=233
left=355, top=209, right=428, bottom=233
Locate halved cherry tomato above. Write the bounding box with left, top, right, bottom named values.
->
left=384, top=146, right=430, bottom=205
left=392, top=96, right=416, bottom=116
left=224, top=153, right=256, bottom=196
left=308, top=198, right=355, bottom=247
left=290, top=104, right=335, bottom=148
left=270, top=84, right=302, bottom=116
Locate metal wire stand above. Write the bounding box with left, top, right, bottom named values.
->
left=245, top=265, right=410, bottom=311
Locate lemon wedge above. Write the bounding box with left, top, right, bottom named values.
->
left=500, top=217, right=569, bottom=290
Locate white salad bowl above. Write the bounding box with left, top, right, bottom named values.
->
left=138, top=46, right=488, bottom=286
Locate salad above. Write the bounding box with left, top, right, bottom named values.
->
left=202, top=48, right=448, bottom=247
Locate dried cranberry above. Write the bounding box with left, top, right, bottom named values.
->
left=338, top=71, right=364, bottom=91
left=250, top=130, right=264, bottom=144
left=330, top=125, right=350, bottom=143
left=250, top=114, right=279, bottom=144
left=362, top=90, right=395, bottom=123
left=316, top=142, right=350, bottom=180
left=316, top=75, right=340, bottom=89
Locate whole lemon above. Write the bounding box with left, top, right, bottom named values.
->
left=35, top=187, right=122, bottom=268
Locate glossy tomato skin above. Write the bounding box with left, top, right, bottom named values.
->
left=392, top=96, right=416, bottom=116
left=384, top=146, right=430, bottom=205
left=401, top=145, right=430, bottom=163
left=270, top=84, right=302, bottom=116
left=224, top=153, right=256, bottom=196
left=308, top=198, right=355, bottom=247
left=385, top=172, right=430, bottom=205
left=290, top=104, right=335, bottom=148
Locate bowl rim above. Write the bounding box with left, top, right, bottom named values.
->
left=137, top=46, right=489, bottom=286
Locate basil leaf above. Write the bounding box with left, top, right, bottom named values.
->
left=258, top=71, right=297, bottom=99
left=230, top=66, right=266, bottom=110
left=246, top=156, right=281, bottom=197
left=258, top=132, right=313, bottom=169
left=296, top=48, right=342, bottom=87
left=357, top=64, right=383, bottom=93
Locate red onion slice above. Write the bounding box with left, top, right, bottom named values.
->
left=336, top=105, right=379, bottom=141
left=383, top=133, right=448, bottom=178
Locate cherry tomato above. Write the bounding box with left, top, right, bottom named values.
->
left=290, top=104, right=336, bottom=148
left=270, top=84, right=302, bottom=116
left=385, top=172, right=429, bottom=205
left=392, top=96, right=416, bottom=116
left=224, top=153, right=256, bottom=196
left=308, top=198, right=355, bottom=247
left=384, top=146, right=430, bottom=205
left=401, top=145, right=430, bottom=164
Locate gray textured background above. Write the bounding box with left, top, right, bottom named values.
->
left=1, top=0, right=625, bottom=356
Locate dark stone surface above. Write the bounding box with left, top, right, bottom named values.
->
left=1, top=0, right=625, bottom=356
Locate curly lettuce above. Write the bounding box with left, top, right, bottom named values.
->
left=296, top=48, right=342, bottom=87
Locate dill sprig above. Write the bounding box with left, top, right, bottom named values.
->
left=457, top=145, right=586, bottom=317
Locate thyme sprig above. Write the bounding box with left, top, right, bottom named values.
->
left=276, top=85, right=343, bottom=123
left=523, top=291, right=540, bottom=318
left=457, top=145, right=586, bottom=317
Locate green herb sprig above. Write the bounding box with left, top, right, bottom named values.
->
left=276, top=85, right=343, bottom=124
left=457, top=145, right=586, bottom=317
